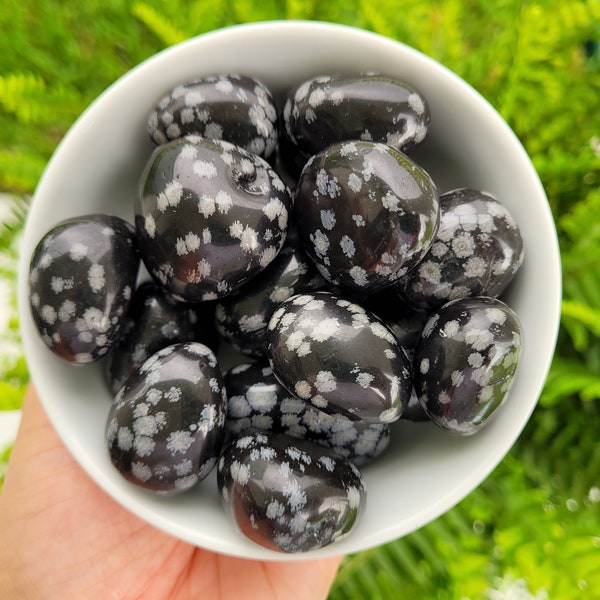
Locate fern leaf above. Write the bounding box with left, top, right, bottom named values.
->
left=0, top=196, right=31, bottom=234
left=0, top=72, right=45, bottom=122
left=189, top=0, right=229, bottom=34
left=560, top=187, right=600, bottom=248
left=0, top=149, right=47, bottom=194
left=285, top=0, right=316, bottom=19
left=359, top=0, right=433, bottom=51
left=0, top=382, right=26, bottom=411
left=0, top=194, right=29, bottom=246
left=560, top=299, right=600, bottom=354
left=231, top=0, right=284, bottom=23
left=132, top=2, right=188, bottom=46
left=541, top=356, right=600, bottom=404
left=330, top=538, right=442, bottom=599
left=556, top=189, right=600, bottom=353
left=0, top=72, right=81, bottom=126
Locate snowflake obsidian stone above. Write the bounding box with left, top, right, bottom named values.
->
left=225, top=361, right=390, bottom=465
left=28, top=214, right=139, bottom=364
left=217, top=430, right=367, bottom=553
left=294, top=141, right=439, bottom=294
left=266, top=291, right=412, bottom=424
left=397, top=188, right=524, bottom=311
left=413, top=296, right=522, bottom=435
left=282, top=73, right=430, bottom=163
left=136, top=136, right=292, bottom=302
left=148, top=74, right=279, bottom=160
left=106, top=342, right=227, bottom=494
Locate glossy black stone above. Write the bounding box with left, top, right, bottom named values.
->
left=282, top=73, right=430, bottom=160
left=106, top=342, right=227, bottom=493
left=215, top=231, right=326, bottom=357
left=413, top=296, right=522, bottom=436
left=266, top=291, right=412, bottom=424
left=28, top=214, right=139, bottom=364
left=397, top=188, right=524, bottom=312
left=105, top=280, right=218, bottom=394
left=225, top=361, right=390, bottom=465
left=148, top=74, right=279, bottom=160
left=217, top=430, right=366, bottom=553
left=136, top=136, right=293, bottom=302
left=294, top=141, right=439, bottom=294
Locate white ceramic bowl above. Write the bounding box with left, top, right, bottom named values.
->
left=17, top=21, right=561, bottom=560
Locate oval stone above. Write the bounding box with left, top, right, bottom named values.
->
left=413, top=296, right=522, bottom=435
left=266, top=291, right=412, bottom=424
left=217, top=430, right=367, bottom=553
left=28, top=214, right=139, bottom=364
left=294, top=141, right=439, bottom=294
left=136, top=136, right=292, bottom=302
left=282, top=73, right=430, bottom=161
left=148, top=74, right=279, bottom=160
left=106, top=342, right=227, bottom=493
left=397, top=188, right=524, bottom=311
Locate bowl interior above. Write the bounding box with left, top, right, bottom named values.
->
left=17, top=21, right=561, bottom=560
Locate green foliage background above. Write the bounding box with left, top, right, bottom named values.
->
left=1, top=1, right=600, bottom=598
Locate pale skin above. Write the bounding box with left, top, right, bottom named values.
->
left=0, top=385, right=343, bottom=600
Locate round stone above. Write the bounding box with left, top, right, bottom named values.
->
left=136, top=136, right=292, bottom=302
left=217, top=430, right=367, bottom=553
left=294, top=141, right=439, bottom=294
left=28, top=214, right=139, bottom=364
left=266, top=291, right=412, bottom=424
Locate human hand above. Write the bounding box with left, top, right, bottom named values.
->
left=0, top=385, right=342, bottom=599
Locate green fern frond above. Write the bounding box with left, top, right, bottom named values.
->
left=560, top=299, right=600, bottom=353
left=330, top=486, right=485, bottom=599
left=0, top=381, right=26, bottom=412
left=359, top=0, right=436, bottom=53
left=541, top=356, right=600, bottom=404
left=0, top=72, right=45, bottom=123
left=330, top=538, right=444, bottom=599
left=188, top=0, right=229, bottom=34
left=556, top=188, right=600, bottom=356
left=231, top=0, right=284, bottom=23
left=562, top=258, right=600, bottom=298
left=534, top=148, right=600, bottom=217
left=479, top=407, right=600, bottom=596
left=0, top=194, right=29, bottom=242
left=285, top=0, right=316, bottom=20
left=132, top=0, right=228, bottom=42
left=0, top=195, right=30, bottom=248
left=0, top=194, right=28, bottom=408
left=0, top=148, right=47, bottom=193
left=495, top=2, right=600, bottom=210
left=0, top=72, right=81, bottom=126
left=132, top=2, right=188, bottom=46
left=560, top=187, right=600, bottom=250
